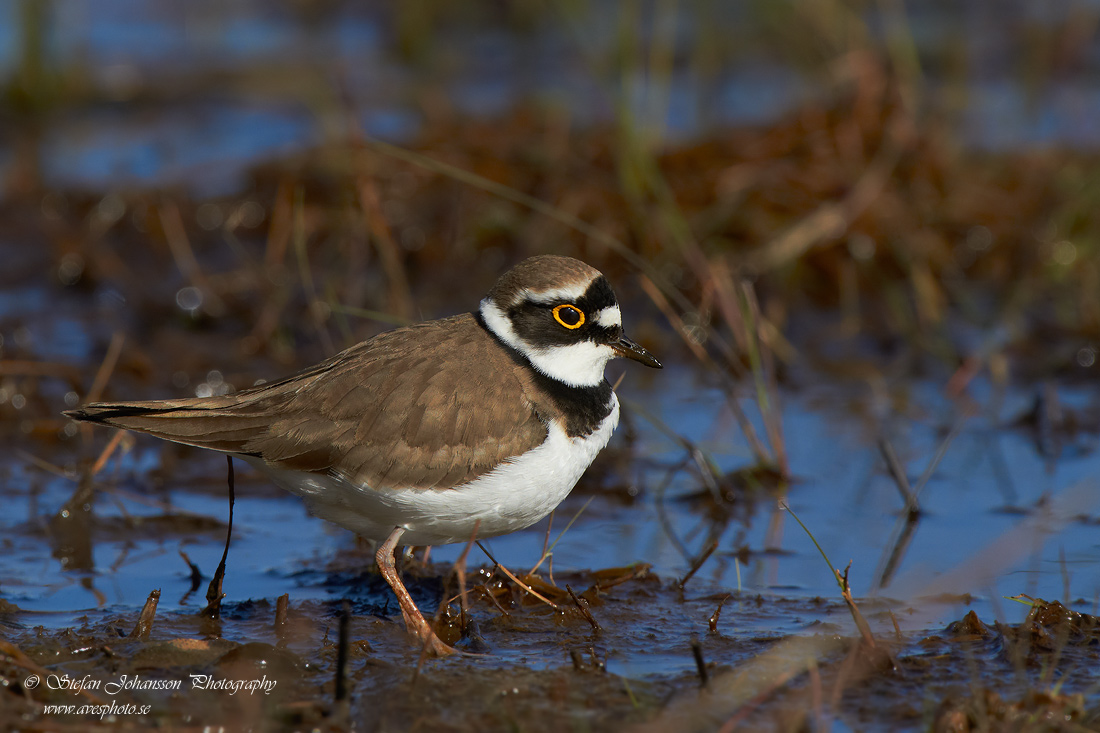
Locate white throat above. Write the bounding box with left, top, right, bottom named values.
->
left=479, top=299, right=615, bottom=388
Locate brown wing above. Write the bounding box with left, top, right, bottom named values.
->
left=66, top=314, right=550, bottom=490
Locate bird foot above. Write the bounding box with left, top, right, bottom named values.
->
left=410, top=621, right=458, bottom=657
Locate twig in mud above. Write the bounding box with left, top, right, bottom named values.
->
left=691, top=637, right=708, bottom=688
left=679, top=538, right=719, bottom=591
left=835, top=562, right=876, bottom=649
left=566, top=585, right=600, bottom=632
left=479, top=543, right=560, bottom=610
left=586, top=646, right=605, bottom=672
left=888, top=610, right=902, bottom=641
left=782, top=500, right=877, bottom=648
left=334, top=599, right=351, bottom=707
left=709, top=594, right=731, bottom=633
left=201, top=456, right=236, bottom=619
left=128, top=589, right=160, bottom=639
left=275, top=593, right=289, bottom=636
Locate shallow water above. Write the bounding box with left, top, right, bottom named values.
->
left=6, top=355, right=1099, bottom=729
left=4, top=224, right=1099, bottom=626
left=7, top=359, right=1098, bottom=639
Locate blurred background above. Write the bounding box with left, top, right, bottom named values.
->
left=2, top=1, right=1100, bottom=728
left=3, top=0, right=1099, bottom=375
left=4, top=0, right=1099, bottom=196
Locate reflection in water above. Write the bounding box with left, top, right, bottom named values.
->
left=47, top=475, right=105, bottom=606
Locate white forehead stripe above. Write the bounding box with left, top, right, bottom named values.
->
left=521, top=282, right=592, bottom=305
left=595, top=306, right=621, bottom=328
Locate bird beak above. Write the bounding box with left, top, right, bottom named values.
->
left=611, top=335, right=662, bottom=369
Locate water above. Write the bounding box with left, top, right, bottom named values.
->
left=6, top=364, right=1097, bottom=640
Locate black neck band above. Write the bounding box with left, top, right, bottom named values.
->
left=475, top=310, right=614, bottom=437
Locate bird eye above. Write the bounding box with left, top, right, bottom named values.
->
left=552, top=304, right=585, bottom=329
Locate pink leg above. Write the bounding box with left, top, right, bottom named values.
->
left=376, top=526, right=455, bottom=656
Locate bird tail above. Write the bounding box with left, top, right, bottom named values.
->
left=64, top=396, right=273, bottom=455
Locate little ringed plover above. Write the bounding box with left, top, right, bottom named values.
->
left=66, top=254, right=661, bottom=655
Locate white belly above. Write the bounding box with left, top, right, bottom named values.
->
left=244, top=394, right=619, bottom=546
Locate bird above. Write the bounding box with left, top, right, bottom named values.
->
left=65, top=254, right=661, bottom=655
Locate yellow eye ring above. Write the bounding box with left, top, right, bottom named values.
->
left=552, top=304, right=585, bottom=329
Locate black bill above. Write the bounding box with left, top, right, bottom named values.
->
left=612, top=335, right=662, bottom=369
